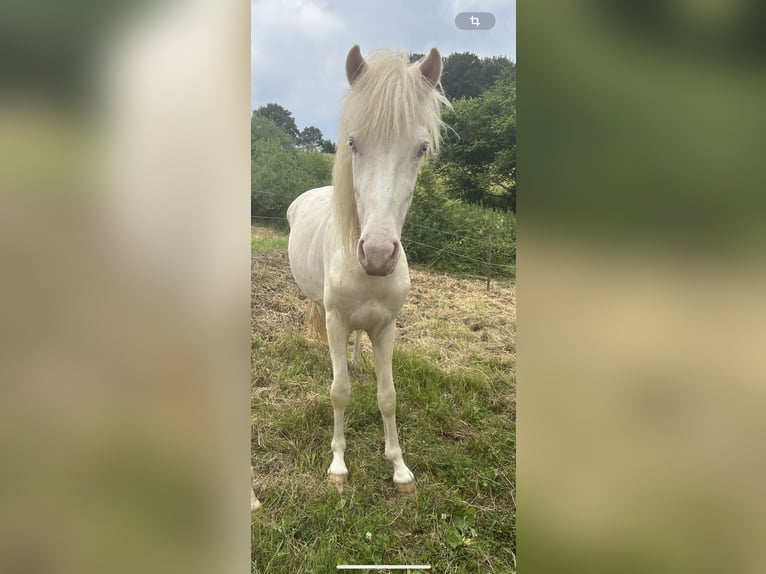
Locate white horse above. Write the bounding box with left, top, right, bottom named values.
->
left=286, top=45, right=448, bottom=494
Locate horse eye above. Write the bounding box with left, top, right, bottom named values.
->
left=347, top=138, right=357, bottom=152
left=417, top=144, right=429, bottom=158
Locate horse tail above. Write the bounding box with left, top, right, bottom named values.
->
left=305, top=300, right=328, bottom=342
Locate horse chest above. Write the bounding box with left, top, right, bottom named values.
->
left=326, top=272, right=409, bottom=331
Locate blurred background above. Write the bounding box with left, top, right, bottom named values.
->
left=521, top=1, right=766, bottom=573
left=0, top=1, right=250, bottom=573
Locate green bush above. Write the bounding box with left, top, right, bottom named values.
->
left=251, top=129, right=332, bottom=221
left=403, top=163, right=515, bottom=278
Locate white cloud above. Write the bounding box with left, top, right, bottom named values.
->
left=251, top=0, right=515, bottom=140
left=252, top=0, right=344, bottom=47
left=251, top=0, right=345, bottom=90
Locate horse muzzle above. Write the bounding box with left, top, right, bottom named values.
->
left=357, top=234, right=400, bottom=276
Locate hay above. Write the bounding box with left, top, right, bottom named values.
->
left=399, top=267, right=515, bottom=372
left=251, top=229, right=304, bottom=340
left=251, top=226, right=515, bottom=371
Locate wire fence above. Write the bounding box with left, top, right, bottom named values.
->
left=250, top=208, right=514, bottom=260
left=251, top=213, right=515, bottom=289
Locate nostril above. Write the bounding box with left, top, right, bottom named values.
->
left=391, top=240, right=400, bottom=260
left=357, top=239, right=366, bottom=263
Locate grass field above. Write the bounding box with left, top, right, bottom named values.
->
left=251, top=226, right=516, bottom=573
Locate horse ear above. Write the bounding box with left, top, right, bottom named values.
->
left=346, top=45, right=366, bottom=85
left=420, top=48, right=442, bottom=88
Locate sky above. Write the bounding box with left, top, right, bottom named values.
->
left=251, top=0, right=516, bottom=142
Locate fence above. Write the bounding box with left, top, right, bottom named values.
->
left=251, top=214, right=514, bottom=290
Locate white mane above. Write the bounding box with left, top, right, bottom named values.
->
left=331, top=50, right=450, bottom=258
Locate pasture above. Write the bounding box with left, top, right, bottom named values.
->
left=251, top=226, right=516, bottom=573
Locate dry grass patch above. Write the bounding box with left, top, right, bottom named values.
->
left=251, top=225, right=516, bottom=373
left=399, top=268, right=515, bottom=372
left=250, top=244, right=303, bottom=340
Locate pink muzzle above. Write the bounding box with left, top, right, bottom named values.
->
left=357, top=234, right=401, bottom=276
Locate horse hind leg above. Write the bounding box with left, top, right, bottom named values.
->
left=370, top=323, right=415, bottom=494
left=326, top=314, right=352, bottom=490
left=350, top=330, right=362, bottom=368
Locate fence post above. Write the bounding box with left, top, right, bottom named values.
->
left=486, top=230, right=492, bottom=291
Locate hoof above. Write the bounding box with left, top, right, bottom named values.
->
left=328, top=473, right=347, bottom=492
left=395, top=480, right=417, bottom=495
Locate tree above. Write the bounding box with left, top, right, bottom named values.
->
left=251, top=113, right=294, bottom=158
left=298, top=125, right=324, bottom=151
left=440, top=52, right=482, bottom=100
left=251, top=109, right=332, bottom=218
left=440, top=52, right=515, bottom=101
left=319, top=139, right=336, bottom=154
left=253, top=103, right=299, bottom=141
left=438, top=75, right=516, bottom=211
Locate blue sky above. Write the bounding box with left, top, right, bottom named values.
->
left=252, top=0, right=516, bottom=141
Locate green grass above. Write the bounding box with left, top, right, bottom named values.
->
left=252, top=332, right=516, bottom=573
left=251, top=235, right=289, bottom=252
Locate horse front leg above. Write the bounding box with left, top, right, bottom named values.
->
left=370, top=322, right=415, bottom=494
left=327, top=313, right=352, bottom=489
